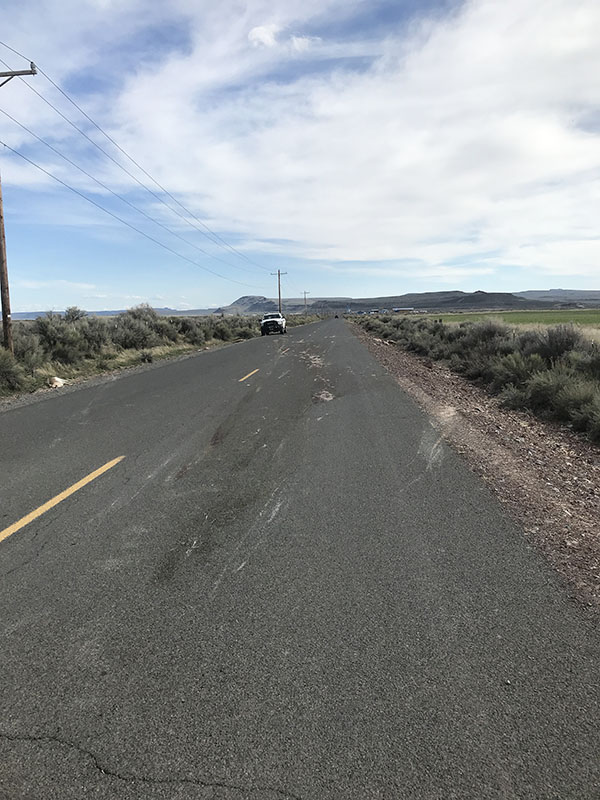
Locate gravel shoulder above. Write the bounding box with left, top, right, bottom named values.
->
left=353, top=323, right=600, bottom=609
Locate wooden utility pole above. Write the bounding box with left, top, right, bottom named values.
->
left=0, top=63, right=37, bottom=88
left=0, top=62, right=37, bottom=353
left=0, top=176, right=13, bottom=353
left=271, top=269, right=287, bottom=314
left=303, top=290, right=310, bottom=313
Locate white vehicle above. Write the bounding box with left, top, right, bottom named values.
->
left=260, top=312, right=286, bottom=335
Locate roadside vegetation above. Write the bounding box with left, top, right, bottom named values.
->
left=0, top=305, right=319, bottom=396
left=426, top=309, right=600, bottom=325
left=358, top=314, right=600, bottom=442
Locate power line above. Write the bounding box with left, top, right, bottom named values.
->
left=0, top=41, right=271, bottom=274
left=0, top=139, right=266, bottom=291
left=0, top=106, right=261, bottom=276
left=280, top=273, right=306, bottom=303
left=0, top=62, right=224, bottom=256
left=0, top=41, right=28, bottom=61
left=38, top=67, right=270, bottom=273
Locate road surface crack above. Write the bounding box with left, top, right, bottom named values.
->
left=0, top=731, right=303, bottom=799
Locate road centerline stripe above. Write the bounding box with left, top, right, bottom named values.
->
left=239, top=368, right=259, bottom=382
left=0, top=456, right=126, bottom=544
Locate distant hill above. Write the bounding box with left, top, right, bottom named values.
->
left=213, top=294, right=353, bottom=314
left=318, top=290, right=551, bottom=312
left=216, top=290, right=553, bottom=314
left=516, top=290, right=600, bottom=307
left=11, top=287, right=599, bottom=322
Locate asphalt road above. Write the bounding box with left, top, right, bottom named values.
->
left=1, top=318, right=599, bottom=799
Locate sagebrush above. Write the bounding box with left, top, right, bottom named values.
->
left=1, top=305, right=318, bottom=395
left=359, top=315, right=600, bottom=442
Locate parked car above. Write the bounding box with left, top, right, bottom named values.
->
left=260, top=312, right=286, bottom=335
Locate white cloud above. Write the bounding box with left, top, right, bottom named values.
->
left=2, top=0, right=600, bottom=292
left=248, top=24, right=280, bottom=48
left=289, top=35, right=321, bottom=52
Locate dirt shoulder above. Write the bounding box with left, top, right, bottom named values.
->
left=353, top=323, right=600, bottom=609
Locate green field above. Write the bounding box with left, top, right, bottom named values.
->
left=427, top=309, right=600, bottom=326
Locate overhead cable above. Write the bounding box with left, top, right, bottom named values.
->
left=0, top=40, right=270, bottom=274
left=0, top=106, right=260, bottom=276
left=0, top=139, right=266, bottom=291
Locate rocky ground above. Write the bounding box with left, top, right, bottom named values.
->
left=353, top=324, right=600, bottom=610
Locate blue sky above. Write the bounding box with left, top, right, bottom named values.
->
left=1, top=0, right=599, bottom=312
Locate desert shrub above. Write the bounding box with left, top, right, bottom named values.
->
left=124, top=304, right=159, bottom=324
left=470, top=319, right=510, bottom=342
left=488, top=352, right=547, bottom=394
left=525, top=366, right=575, bottom=414
left=64, top=306, right=87, bottom=323
left=201, top=319, right=217, bottom=340
left=213, top=321, right=234, bottom=341
left=34, top=313, right=86, bottom=363
left=176, top=318, right=206, bottom=346
left=567, top=346, right=600, bottom=382
left=517, top=329, right=543, bottom=356
left=139, top=350, right=153, bottom=363
left=568, top=395, right=600, bottom=438
left=448, top=319, right=515, bottom=363
left=358, top=313, right=600, bottom=443
left=553, top=379, right=599, bottom=422
left=113, top=305, right=179, bottom=346
left=447, top=353, right=465, bottom=373
left=405, top=331, right=436, bottom=356
left=535, top=324, right=585, bottom=365
left=112, top=313, right=159, bottom=350
left=237, top=326, right=255, bottom=340
left=586, top=400, right=600, bottom=442
left=287, top=314, right=320, bottom=327
left=415, top=318, right=433, bottom=332
left=589, top=417, right=600, bottom=442
left=461, top=355, right=496, bottom=382
left=430, top=341, right=453, bottom=360
left=453, top=319, right=511, bottom=352
left=34, top=312, right=64, bottom=349
left=0, top=349, right=27, bottom=392
left=12, top=326, right=45, bottom=373
left=362, top=317, right=386, bottom=334
left=52, top=328, right=86, bottom=363
left=445, top=326, right=468, bottom=343
left=194, top=315, right=261, bottom=341
left=377, top=323, right=395, bottom=340
left=153, top=317, right=179, bottom=342
left=79, top=317, right=110, bottom=355
left=497, top=383, right=528, bottom=410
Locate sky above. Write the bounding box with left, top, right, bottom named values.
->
left=0, top=0, right=599, bottom=311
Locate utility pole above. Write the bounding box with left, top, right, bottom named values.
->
left=303, top=290, right=310, bottom=314
left=0, top=177, right=13, bottom=353
left=271, top=269, right=287, bottom=314
left=0, top=61, right=37, bottom=353
left=0, top=62, right=37, bottom=88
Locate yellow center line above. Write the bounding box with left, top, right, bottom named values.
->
left=0, top=456, right=126, bottom=544
left=238, top=368, right=259, bottom=382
